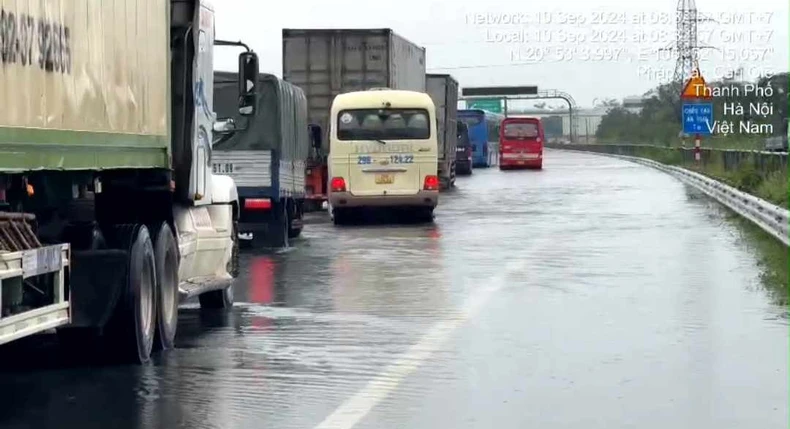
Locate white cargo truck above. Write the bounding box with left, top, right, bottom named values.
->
left=0, top=0, right=258, bottom=364
left=426, top=74, right=460, bottom=190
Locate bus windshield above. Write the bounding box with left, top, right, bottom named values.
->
left=503, top=122, right=539, bottom=139
left=337, top=108, right=430, bottom=141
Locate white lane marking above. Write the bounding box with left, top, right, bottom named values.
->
left=314, top=259, right=526, bottom=429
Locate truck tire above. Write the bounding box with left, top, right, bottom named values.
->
left=152, top=223, right=179, bottom=351
left=288, top=200, right=303, bottom=239
left=105, top=224, right=157, bottom=364
left=199, top=221, right=237, bottom=309
left=266, top=201, right=289, bottom=248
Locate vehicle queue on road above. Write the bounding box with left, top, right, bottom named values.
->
left=211, top=27, right=548, bottom=240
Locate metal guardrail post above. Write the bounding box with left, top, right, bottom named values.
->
left=694, top=134, right=701, bottom=166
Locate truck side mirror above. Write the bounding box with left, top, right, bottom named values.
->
left=238, top=51, right=259, bottom=116
left=309, top=124, right=322, bottom=149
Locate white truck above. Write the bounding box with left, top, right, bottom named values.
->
left=0, top=0, right=257, bottom=364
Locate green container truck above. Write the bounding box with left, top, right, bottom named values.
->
left=0, top=0, right=259, bottom=364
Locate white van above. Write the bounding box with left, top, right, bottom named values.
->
left=327, top=90, right=439, bottom=224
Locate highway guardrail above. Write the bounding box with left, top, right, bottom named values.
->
left=548, top=145, right=789, bottom=247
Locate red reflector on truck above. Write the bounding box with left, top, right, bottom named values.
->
left=245, top=198, right=271, bottom=210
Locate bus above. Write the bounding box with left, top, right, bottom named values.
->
left=499, top=117, right=544, bottom=170
left=457, top=109, right=504, bottom=168
left=327, top=90, right=439, bottom=225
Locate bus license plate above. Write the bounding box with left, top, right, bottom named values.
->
left=375, top=174, right=394, bottom=184
left=522, top=154, right=538, bottom=159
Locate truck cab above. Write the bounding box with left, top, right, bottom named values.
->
left=0, top=0, right=258, bottom=365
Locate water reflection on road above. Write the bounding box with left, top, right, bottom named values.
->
left=0, top=150, right=786, bottom=429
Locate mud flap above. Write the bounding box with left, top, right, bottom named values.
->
left=68, top=249, right=129, bottom=329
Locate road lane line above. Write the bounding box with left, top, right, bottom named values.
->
left=314, top=259, right=526, bottom=429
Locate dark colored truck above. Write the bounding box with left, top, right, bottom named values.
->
left=213, top=72, right=317, bottom=247
left=456, top=122, right=474, bottom=175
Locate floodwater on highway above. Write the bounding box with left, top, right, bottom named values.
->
left=1, top=149, right=787, bottom=429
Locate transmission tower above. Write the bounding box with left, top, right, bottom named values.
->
left=670, top=0, right=716, bottom=82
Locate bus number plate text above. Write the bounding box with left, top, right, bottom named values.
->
left=375, top=174, right=394, bottom=184
left=390, top=154, right=413, bottom=164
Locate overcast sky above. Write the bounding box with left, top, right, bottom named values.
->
left=213, top=0, right=788, bottom=108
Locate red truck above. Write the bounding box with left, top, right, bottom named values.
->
left=499, top=117, right=545, bottom=170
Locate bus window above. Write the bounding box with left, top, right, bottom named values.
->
left=487, top=119, right=500, bottom=142
left=503, top=122, right=539, bottom=139
left=458, top=115, right=483, bottom=127
left=337, top=109, right=430, bottom=140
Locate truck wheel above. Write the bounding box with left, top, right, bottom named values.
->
left=152, top=223, right=179, bottom=351
left=265, top=201, right=289, bottom=247
left=199, top=221, right=237, bottom=309
left=106, top=224, right=157, bottom=364
left=288, top=200, right=303, bottom=239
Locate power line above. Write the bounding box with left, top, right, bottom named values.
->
left=427, top=62, right=542, bottom=71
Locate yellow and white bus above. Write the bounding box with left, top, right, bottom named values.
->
left=327, top=89, right=439, bottom=225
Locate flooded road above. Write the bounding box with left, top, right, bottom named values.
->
left=1, top=149, right=787, bottom=429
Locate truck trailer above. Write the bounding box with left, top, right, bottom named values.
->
left=426, top=74, right=460, bottom=190
left=0, top=0, right=255, bottom=364
left=282, top=28, right=427, bottom=209
left=212, top=71, right=315, bottom=248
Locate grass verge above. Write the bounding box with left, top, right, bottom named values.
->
left=630, top=146, right=788, bottom=208
left=726, top=212, right=789, bottom=306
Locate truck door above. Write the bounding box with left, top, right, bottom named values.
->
left=190, top=3, right=216, bottom=204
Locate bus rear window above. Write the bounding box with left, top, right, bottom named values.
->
left=458, top=116, right=483, bottom=127
left=337, top=109, right=430, bottom=140
left=503, top=122, right=539, bottom=139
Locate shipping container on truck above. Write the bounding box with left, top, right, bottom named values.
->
left=212, top=72, right=315, bottom=248
left=282, top=28, right=427, bottom=209
left=426, top=74, right=459, bottom=190
left=0, top=0, right=258, bottom=364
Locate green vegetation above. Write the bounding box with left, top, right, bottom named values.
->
left=596, top=73, right=788, bottom=149
left=625, top=145, right=788, bottom=208
left=727, top=212, right=789, bottom=306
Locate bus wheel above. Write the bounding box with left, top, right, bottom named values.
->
left=415, top=208, right=434, bottom=223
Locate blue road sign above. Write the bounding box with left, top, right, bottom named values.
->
left=682, top=103, right=713, bottom=135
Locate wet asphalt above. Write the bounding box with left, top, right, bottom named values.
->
left=1, top=149, right=787, bottom=429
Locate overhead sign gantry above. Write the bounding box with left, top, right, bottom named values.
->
left=459, top=86, right=579, bottom=142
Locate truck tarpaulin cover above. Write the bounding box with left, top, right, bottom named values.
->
left=213, top=72, right=309, bottom=163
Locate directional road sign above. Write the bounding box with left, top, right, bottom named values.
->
left=682, top=103, right=713, bottom=135
left=467, top=98, right=502, bottom=113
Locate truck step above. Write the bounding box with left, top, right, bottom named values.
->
left=178, top=275, right=234, bottom=301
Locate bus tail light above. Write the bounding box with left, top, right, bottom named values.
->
left=245, top=198, right=271, bottom=210
left=330, top=177, right=346, bottom=192
left=423, top=175, right=439, bottom=191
